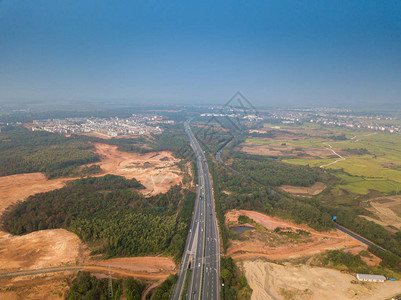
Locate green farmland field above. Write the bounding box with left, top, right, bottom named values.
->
left=247, top=124, right=401, bottom=195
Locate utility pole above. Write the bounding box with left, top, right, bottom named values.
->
left=108, top=265, right=113, bottom=299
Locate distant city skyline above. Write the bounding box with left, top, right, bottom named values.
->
left=1, top=1, right=400, bottom=107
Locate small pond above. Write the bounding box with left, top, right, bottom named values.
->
left=230, top=225, right=255, bottom=236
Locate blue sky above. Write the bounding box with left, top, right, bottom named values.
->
left=0, top=0, right=400, bottom=107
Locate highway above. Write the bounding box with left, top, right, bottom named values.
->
left=172, top=120, right=220, bottom=300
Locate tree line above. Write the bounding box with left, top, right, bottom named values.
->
left=220, top=257, right=252, bottom=299
left=0, top=127, right=100, bottom=178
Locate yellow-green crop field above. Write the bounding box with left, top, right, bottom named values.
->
left=248, top=124, right=401, bottom=195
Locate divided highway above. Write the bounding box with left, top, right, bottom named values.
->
left=172, top=120, right=220, bottom=300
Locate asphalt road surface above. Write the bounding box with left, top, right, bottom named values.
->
left=335, top=224, right=384, bottom=251
left=172, top=120, right=220, bottom=300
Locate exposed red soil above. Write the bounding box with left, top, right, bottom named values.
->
left=225, top=210, right=380, bottom=264
left=0, top=142, right=182, bottom=292
left=90, top=143, right=183, bottom=196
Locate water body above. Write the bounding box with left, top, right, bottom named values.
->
left=231, top=225, right=255, bottom=236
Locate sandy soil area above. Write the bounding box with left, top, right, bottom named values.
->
left=0, top=229, right=89, bottom=272
left=279, top=182, right=326, bottom=196
left=243, top=260, right=401, bottom=300
left=91, top=143, right=183, bottom=196
left=225, top=210, right=379, bottom=265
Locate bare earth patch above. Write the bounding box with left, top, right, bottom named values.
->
left=91, top=143, right=183, bottom=196
left=0, top=142, right=183, bottom=296
left=225, top=210, right=378, bottom=264
left=0, top=173, right=67, bottom=217
left=279, top=182, right=326, bottom=196
left=362, top=196, right=401, bottom=231
left=243, top=260, right=401, bottom=300
left=0, top=229, right=88, bottom=273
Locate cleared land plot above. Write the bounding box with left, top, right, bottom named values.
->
left=279, top=182, right=326, bottom=196
left=91, top=143, right=183, bottom=196
left=361, top=196, right=401, bottom=231
left=225, top=210, right=378, bottom=265
left=0, top=173, right=67, bottom=217
left=243, top=260, right=401, bottom=300
left=0, top=229, right=88, bottom=273
left=241, top=143, right=335, bottom=158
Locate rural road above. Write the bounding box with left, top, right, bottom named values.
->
left=0, top=266, right=83, bottom=279
left=320, top=143, right=346, bottom=168
left=0, top=265, right=172, bottom=280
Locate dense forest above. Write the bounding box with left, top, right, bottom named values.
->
left=208, top=156, right=334, bottom=250
left=67, top=271, right=144, bottom=300
left=148, top=274, right=177, bottom=300
left=231, top=152, right=325, bottom=187
left=2, top=175, right=195, bottom=258
left=0, top=127, right=100, bottom=178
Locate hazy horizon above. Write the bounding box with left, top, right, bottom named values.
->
left=1, top=1, right=400, bottom=108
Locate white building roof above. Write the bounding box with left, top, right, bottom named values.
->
left=356, top=274, right=386, bottom=281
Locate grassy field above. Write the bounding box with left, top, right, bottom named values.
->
left=245, top=124, right=401, bottom=195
